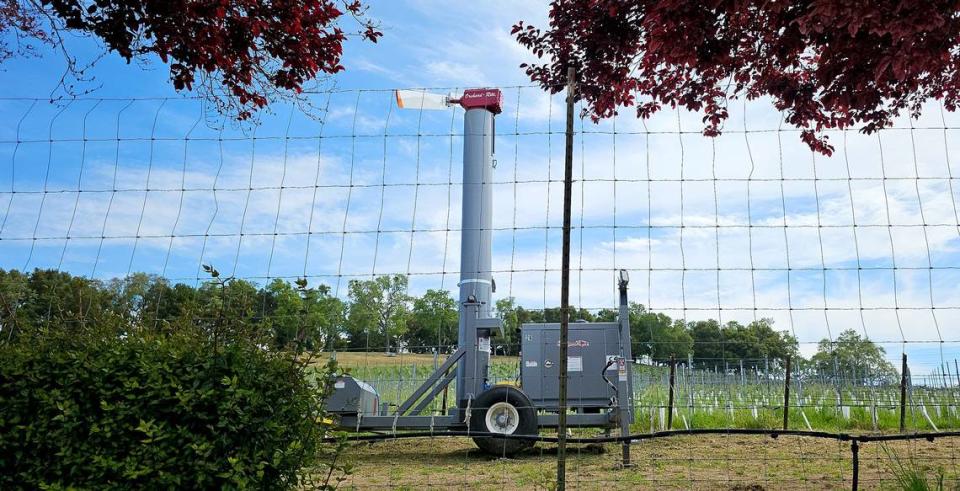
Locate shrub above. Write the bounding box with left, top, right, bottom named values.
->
left=0, top=329, right=338, bottom=489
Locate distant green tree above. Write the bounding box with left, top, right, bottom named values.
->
left=105, top=274, right=145, bottom=327
left=263, top=279, right=303, bottom=349
left=191, top=270, right=264, bottom=347
left=2, top=268, right=351, bottom=351
left=345, top=275, right=409, bottom=354
left=195, top=276, right=260, bottom=328
left=12, top=269, right=114, bottom=334
left=107, top=273, right=195, bottom=333
left=260, top=279, right=346, bottom=351
left=746, top=318, right=799, bottom=363
left=143, top=281, right=199, bottom=330
left=495, top=299, right=599, bottom=355
left=1, top=269, right=196, bottom=338
left=495, top=297, right=546, bottom=355
left=657, top=320, right=694, bottom=363
left=495, top=297, right=519, bottom=332
left=0, top=267, right=816, bottom=376
left=305, top=284, right=347, bottom=351
left=725, top=319, right=797, bottom=368
left=0, top=269, right=32, bottom=338
left=629, top=303, right=693, bottom=363
left=689, top=318, right=797, bottom=371
left=494, top=297, right=522, bottom=355
left=594, top=308, right=618, bottom=322
left=404, top=289, right=458, bottom=353
left=688, top=319, right=723, bottom=366
left=810, top=329, right=897, bottom=384
left=539, top=306, right=596, bottom=323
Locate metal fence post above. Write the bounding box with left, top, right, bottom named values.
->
left=667, top=355, right=676, bottom=430
left=955, top=359, right=959, bottom=388
left=851, top=439, right=860, bottom=491
left=783, top=356, right=791, bottom=430
left=900, top=353, right=908, bottom=433
left=556, top=64, right=576, bottom=491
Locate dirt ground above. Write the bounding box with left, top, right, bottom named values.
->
left=334, top=434, right=960, bottom=490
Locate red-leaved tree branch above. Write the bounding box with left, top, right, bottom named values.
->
left=514, top=0, right=960, bottom=155
left=2, top=0, right=380, bottom=119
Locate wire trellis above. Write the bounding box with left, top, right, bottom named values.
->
left=2, top=88, right=960, bottom=488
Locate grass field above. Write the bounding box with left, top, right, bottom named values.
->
left=334, top=434, right=960, bottom=489
left=317, top=352, right=960, bottom=432
left=314, top=352, right=960, bottom=488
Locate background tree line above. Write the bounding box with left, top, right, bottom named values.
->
left=0, top=269, right=895, bottom=380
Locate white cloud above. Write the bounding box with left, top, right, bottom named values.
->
left=5, top=98, right=960, bottom=353
left=4, top=6, right=960, bottom=371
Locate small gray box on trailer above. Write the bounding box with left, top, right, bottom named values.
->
left=326, top=376, right=380, bottom=416
left=520, top=322, right=624, bottom=410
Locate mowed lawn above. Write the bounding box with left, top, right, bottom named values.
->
left=334, top=434, right=960, bottom=490
left=314, top=352, right=960, bottom=488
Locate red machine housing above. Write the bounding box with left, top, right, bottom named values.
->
left=458, top=88, right=502, bottom=114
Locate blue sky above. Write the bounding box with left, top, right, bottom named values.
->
left=2, top=1, right=960, bottom=374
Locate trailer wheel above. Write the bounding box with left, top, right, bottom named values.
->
left=470, top=386, right=537, bottom=456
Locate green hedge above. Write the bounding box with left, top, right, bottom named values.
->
left=0, top=330, right=331, bottom=489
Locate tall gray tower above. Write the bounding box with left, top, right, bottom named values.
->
left=453, top=89, right=502, bottom=419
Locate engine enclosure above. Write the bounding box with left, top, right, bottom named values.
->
left=326, top=375, right=380, bottom=416
left=520, top=322, right=627, bottom=410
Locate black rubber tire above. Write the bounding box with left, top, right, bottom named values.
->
left=469, top=385, right=538, bottom=456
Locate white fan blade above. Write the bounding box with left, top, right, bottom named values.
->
left=395, top=90, right=450, bottom=110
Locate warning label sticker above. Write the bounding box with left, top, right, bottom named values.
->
left=525, top=360, right=538, bottom=368
left=478, top=337, right=491, bottom=354
left=568, top=356, right=583, bottom=372
left=617, top=358, right=628, bottom=381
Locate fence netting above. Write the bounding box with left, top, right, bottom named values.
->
left=2, top=88, right=960, bottom=488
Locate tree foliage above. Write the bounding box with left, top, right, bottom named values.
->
left=0, top=268, right=348, bottom=351
left=1, top=268, right=892, bottom=382
left=628, top=303, right=693, bottom=363
left=495, top=297, right=600, bottom=356
left=0, top=0, right=49, bottom=63
left=514, top=0, right=960, bottom=154
left=694, top=318, right=798, bottom=370
left=262, top=278, right=346, bottom=351
left=810, top=329, right=898, bottom=383
left=2, top=0, right=380, bottom=118
left=405, top=289, right=458, bottom=353
left=345, top=275, right=410, bottom=354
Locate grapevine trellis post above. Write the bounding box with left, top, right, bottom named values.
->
left=783, top=356, right=792, bottom=431
left=667, top=355, right=676, bottom=430
left=900, top=353, right=908, bottom=432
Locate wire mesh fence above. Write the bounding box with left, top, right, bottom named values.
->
left=3, top=87, right=960, bottom=488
